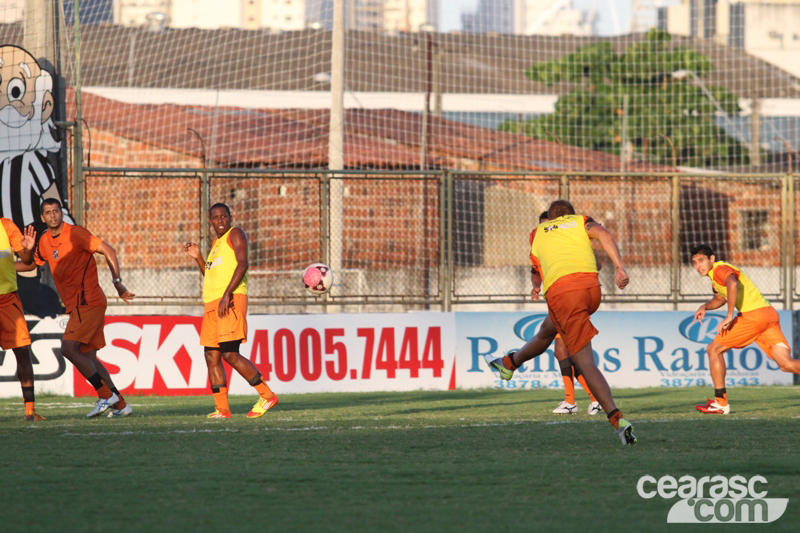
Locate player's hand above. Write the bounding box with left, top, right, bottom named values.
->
left=218, top=293, right=232, bottom=318
left=115, top=282, right=135, bottom=303
left=184, top=242, right=201, bottom=259
left=717, top=315, right=735, bottom=335
left=531, top=286, right=542, bottom=301
left=615, top=267, right=629, bottom=290
left=21, top=225, right=36, bottom=251
left=693, top=306, right=706, bottom=323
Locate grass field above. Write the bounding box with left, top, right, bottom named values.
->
left=1, top=386, right=798, bottom=532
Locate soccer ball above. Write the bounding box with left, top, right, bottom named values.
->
left=303, top=263, right=333, bottom=295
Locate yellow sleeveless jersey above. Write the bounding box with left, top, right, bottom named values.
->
left=0, top=219, right=17, bottom=294
left=708, top=261, right=770, bottom=313
left=203, top=228, right=248, bottom=303
left=531, top=214, right=597, bottom=296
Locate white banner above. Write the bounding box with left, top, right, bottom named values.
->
left=456, top=311, right=794, bottom=390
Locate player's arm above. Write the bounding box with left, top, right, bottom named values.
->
left=693, top=291, right=727, bottom=323
left=716, top=274, right=739, bottom=333
left=184, top=242, right=206, bottom=275
left=95, top=240, right=135, bottom=303
left=218, top=228, right=248, bottom=318
left=18, top=224, right=36, bottom=264
left=15, top=260, right=36, bottom=272
left=530, top=254, right=543, bottom=301
left=586, top=221, right=628, bottom=290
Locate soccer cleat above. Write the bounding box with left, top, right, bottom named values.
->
left=483, top=353, right=514, bottom=380
left=86, top=393, right=119, bottom=418
left=696, top=398, right=730, bottom=415
left=247, top=395, right=279, bottom=418
left=588, top=401, right=603, bottom=416
left=207, top=409, right=232, bottom=419
left=615, top=418, right=637, bottom=446
left=25, top=412, right=46, bottom=422
left=552, top=401, right=578, bottom=414
left=107, top=403, right=133, bottom=418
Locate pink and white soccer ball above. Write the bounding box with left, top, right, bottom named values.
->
left=303, top=263, right=334, bottom=295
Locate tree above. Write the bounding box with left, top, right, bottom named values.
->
left=500, top=29, right=749, bottom=168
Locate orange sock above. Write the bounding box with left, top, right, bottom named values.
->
left=503, top=354, right=518, bottom=371
left=715, top=392, right=728, bottom=407
left=576, top=375, right=596, bottom=402
left=24, top=401, right=34, bottom=417
left=213, top=386, right=231, bottom=414
left=254, top=382, right=275, bottom=400
left=114, top=394, right=127, bottom=409
left=562, top=374, right=576, bottom=404
left=608, top=409, right=623, bottom=429
left=97, top=384, right=113, bottom=399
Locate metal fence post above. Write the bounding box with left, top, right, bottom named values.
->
left=200, top=169, right=209, bottom=246
left=671, top=174, right=680, bottom=309
left=786, top=172, right=795, bottom=310
left=445, top=170, right=454, bottom=312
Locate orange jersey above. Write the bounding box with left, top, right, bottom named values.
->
left=34, top=224, right=106, bottom=312
left=708, top=261, right=770, bottom=313
left=0, top=218, right=24, bottom=295
left=530, top=214, right=599, bottom=297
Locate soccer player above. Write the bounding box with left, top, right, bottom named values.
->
left=33, top=198, right=135, bottom=418
left=533, top=211, right=601, bottom=416
left=690, top=244, right=800, bottom=414
left=0, top=217, right=44, bottom=420
left=183, top=203, right=278, bottom=419
left=485, top=200, right=636, bottom=445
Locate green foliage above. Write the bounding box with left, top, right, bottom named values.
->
left=509, top=29, right=749, bottom=168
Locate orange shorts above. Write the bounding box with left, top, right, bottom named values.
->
left=546, top=285, right=601, bottom=355
left=64, top=305, right=106, bottom=353
left=0, top=292, right=31, bottom=350
left=200, top=293, right=248, bottom=348
left=714, top=306, right=788, bottom=358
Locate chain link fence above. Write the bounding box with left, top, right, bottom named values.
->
left=81, top=168, right=799, bottom=312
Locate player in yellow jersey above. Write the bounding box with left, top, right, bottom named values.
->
left=184, top=203, right=277, bottom=419
left=485, top=200, right=636, bottom=445
left=691, top=244, right=800, bottom=414
left=0, top=218, right=44, bottom=420
left=532, top=211, right=601, bottom=416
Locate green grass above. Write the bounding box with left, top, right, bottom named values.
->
left=1, top=387, right=799, bottom=532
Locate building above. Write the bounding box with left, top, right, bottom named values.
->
left=660, top=0, right=800, bottom=78
left=384, top=0, right=438, bottom=32
left=115, top=0, right=305, bottom=31
left=463, top=0, right=596, bottom=35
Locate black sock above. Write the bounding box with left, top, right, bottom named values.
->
left=607, top=408, right=620, bottom=420
left=714, top=388, right=727, bottom=398
left=558, top=358, right=572, bottom=378
left=22, top=386, right=34, bottom=403
left=87, top=373, right=104, bottom=390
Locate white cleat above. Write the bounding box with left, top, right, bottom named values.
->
left=588, top=401, right=603, bottom=416
left=552, top=401, right=578, bottom=414
left=107, top=403, right=133, bottom=418
left=86, top=393, right=119, bottom=418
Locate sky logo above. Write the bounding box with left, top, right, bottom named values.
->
left=513, top=314, right=549, bottom=342
left=678, top=314, right=728, bottom=343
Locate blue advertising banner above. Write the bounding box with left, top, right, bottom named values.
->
left=456, top=311, right=794, bottom=390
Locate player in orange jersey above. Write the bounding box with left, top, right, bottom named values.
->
left=691, top=244, right=800, bottom=414
left=184, top=203, right=277, bottom=419
left=486, top=200, right=636, bottom=445
left=532, top=211, right=602, bottom=416
left=33, top=198, right=135, bottom=418
left=0, top=217, right=44, bottom=420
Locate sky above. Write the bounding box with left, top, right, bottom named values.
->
left=440, top=0, right=635, bottom=35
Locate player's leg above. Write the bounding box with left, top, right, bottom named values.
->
left=484, top=314, right=559, bottom=380
left=696, top=340, right=731, bottom=414
left=218, top=342, right=278, bottom=419
left=205, top=347, right=232, bottom=418
left=552, top=337, right=577, bottom=414
left=573, top=362, right=601, bottom=415
left=83, top=348, right=132, bottom=417
left=570, top=342, right=635, bottom=445
left=12, top=346, right=44, bottom=421
left=61, top=337, right=119, bottom=417
left=768, top=345, right=800, bottom=374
